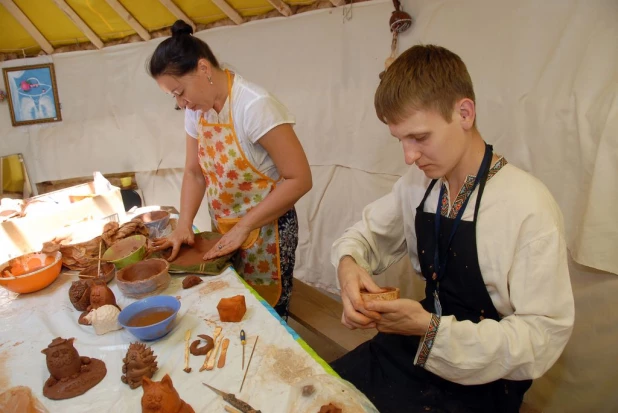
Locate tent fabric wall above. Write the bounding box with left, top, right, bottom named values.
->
left=1, top=0, right=617, bottom=411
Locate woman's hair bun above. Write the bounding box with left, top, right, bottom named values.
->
left=171, top=20, right=193, bottom=37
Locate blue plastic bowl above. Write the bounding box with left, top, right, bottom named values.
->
left=118, top=295, right=181, bottom=341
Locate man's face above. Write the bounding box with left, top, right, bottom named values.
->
left=388, top=106, right=466, bottom=179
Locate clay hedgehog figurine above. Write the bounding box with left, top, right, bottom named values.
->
left=121, top=342, right=158, bottom=389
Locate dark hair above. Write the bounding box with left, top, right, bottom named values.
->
left=375, top=44, right=475, bottom=124
left=148, top=20, right=220, bottom=77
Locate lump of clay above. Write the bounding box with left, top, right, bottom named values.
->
left=41, top=337, right=107, bottom=400
left=79, top=281, right=120, bottom=325
left=216, top=295, right=247, bottom=322
left=0, top=386, right=49, bottom=413
left=318, top=403, right=342, bottom=413
left=182, top=275, right=202, bottom=289
left=142, top=374, right=194, bottom=413
left=122, top=342, right=158, bottom=389
left=83, top=305, right=123, bottom=335
left=189, top=335, right=214, bottom=356
left=302, top=384, right=315, bottom=397
left=69, top=279, right=91, bottom=311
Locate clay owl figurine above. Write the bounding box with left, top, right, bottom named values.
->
left=88, top=280, right=119, bottom=311
left=41, top=337, right=107, bottom=400
left=79, top=280, right=120, bottom=325
left=141, top=374, right=194, bottom=413
left=41, top=337, right=83, bottom=380
left=121, top=342, right=158, bottom=389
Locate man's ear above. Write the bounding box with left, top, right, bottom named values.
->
left=457, top=98, right=476, bottom=130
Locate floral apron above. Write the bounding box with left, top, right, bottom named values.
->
left=197, top=70, right=282, bottom=307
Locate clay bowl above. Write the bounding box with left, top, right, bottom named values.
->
left=116, top=258, right=171, bottom=299
left=78, top=262, right=116, bottom=284
left=134, top=210, right=170, bottom=238
left=118, top=295, right=180, bottom=341
left=360, top=287, right=400, bottom=302
left=102, top=235, right=147, bottom=270
left=0, top=251, right=63, bottom=294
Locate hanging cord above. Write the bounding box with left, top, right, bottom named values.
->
left=342, top=0, right=353, bottom=22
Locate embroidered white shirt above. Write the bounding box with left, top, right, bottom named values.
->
left=331, top=163, right=575, bottom=385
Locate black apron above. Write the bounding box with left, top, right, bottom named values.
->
left=331, top=144, right=532, bottom=413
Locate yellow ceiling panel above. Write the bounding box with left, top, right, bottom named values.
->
left=65, top=0, right=136, bottom=40
left=228, top=0, right=273, bottom=17
left=14, top=0, right=90, bottom=47
left=0, top=4, right=38, bottom=52
left=116, top=0, right=175, bottom=31
left=174, top=1, right=231, bottom=25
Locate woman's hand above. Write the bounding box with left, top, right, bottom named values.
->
left=338, top=256, right=384, bottom=330
left=150, top=226, right=195, bottom=261
left=203, top=223, right=251, bottom=260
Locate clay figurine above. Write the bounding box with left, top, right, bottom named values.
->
left=41, top=337, right=107, bottom=400
left=79, top=280, right=120, bottom=325
left=182, top=275, right=202, bottom=289
left=141, top=374, right=194, bottom=413
left=189, top=334, right=214, bottom=356
left=121, top=342, right=158, bottom=389
left=83, top=305, right=123, bottom=335
left=69, top=279, right=91, bottom=311
left=318, top=403, right=342, bottom=413
left=216, top=295, right=247, bottom=322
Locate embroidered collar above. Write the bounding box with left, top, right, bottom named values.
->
left=440, top=156, right=508, bottom=218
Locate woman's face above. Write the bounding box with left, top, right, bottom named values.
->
left=156, top=60, right=214, bottom=112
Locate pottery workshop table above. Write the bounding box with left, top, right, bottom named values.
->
left=0, top=266, right=378, bottom=412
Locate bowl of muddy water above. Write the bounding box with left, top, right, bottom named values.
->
left=118, top=295, right=180, bottom=341
left=116, top=258, right=170, bottom=298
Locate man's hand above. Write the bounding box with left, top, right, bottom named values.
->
left=365, top=299, right=432, bottom=336
left=338, top=256, right=384, bottom=330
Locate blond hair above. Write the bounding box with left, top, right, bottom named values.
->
left=375, top=45, right=475, bottom=124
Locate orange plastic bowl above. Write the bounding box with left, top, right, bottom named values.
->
left=0, top=251, right=63, bottom=294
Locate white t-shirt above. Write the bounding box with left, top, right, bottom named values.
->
left=185, top=73, right=295, bottom=180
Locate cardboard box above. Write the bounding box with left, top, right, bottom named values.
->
left=0, top=182, right=126, bottom=263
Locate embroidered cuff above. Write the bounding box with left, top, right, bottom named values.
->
left=415, top=313, right=441, bottom=368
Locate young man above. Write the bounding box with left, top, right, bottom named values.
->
left=330, top=45, right=574, bottom=413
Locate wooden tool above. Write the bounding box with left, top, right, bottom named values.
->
left=183, top=329, right=191, bottom=373
left=218, top=338, right=230, bottom=368
left=240, top=329, right=246, bottom=370
left=224, top=406, right=242, bottom=413
left=203, top=383, right=261, bottom=413
left=97, top=240, right=102, bottom=279
left=239, top=335, right=259, bottom=393
left=200, top=326, right=222, bottom=372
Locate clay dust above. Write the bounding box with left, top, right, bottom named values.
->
left=199, top=280, right=229, bottom=295
left=261, top=344, right=315, bottom=384
left=0, top=350, right=10, bottom=390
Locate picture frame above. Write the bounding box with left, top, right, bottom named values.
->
left=2, top=63, right=62, bottom=127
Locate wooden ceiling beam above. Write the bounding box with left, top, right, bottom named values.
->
left=0, top=0, right=54, bottom=54
left=266, top=0, right=292, bottom=17
left=103, top=0, right=151, bottom=41
left=158, top=0, right=196, bottom=32
left=52, top=0, right=104, bottom=49
left=210, top=0, right=245, bottom=25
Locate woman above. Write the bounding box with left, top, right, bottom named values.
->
left=148, top=20, right=312, bottom=317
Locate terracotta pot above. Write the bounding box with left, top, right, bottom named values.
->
left=116, top=258, right=171, bottom=298
left=360, top=287, right=400, bottom=302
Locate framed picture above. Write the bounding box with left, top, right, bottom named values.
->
left=2, top=63, right=62, bottom=126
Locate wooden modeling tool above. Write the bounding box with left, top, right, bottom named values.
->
left=97, top=240, right=102, bottom=278
left=239, top=335, right=259, bottom=393
left=240, top=329, right=246, bottom=370
left=203, top=383, right=261, bottom=413
left=200, top=326, right=222, bottom=372
left=183, top=329, right=191, bottom=373
left=218, top=338, right=230, bottom=368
